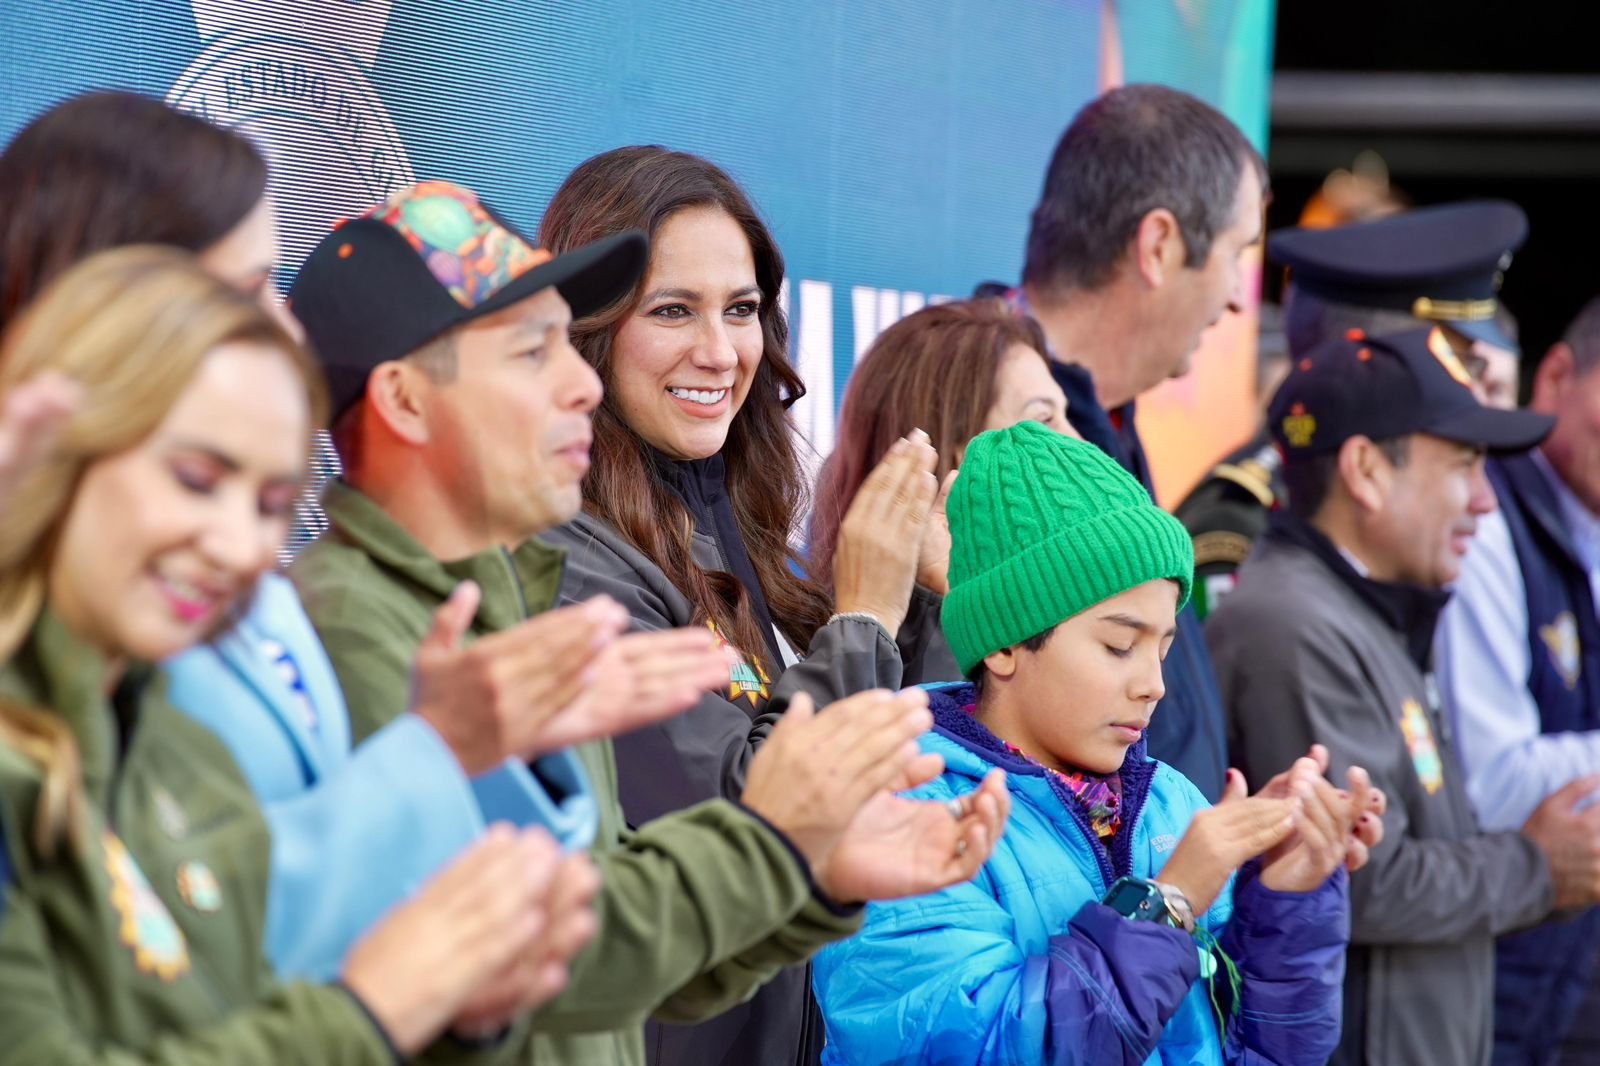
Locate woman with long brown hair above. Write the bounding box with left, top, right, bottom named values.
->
left=539, top=145, right=961, bottom=1066
left=810, top=298, right=1077, bottom=591
left=0, top=246, right=574, bottom=1061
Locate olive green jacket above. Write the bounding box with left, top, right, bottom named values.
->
left=0, top=609, right=395, bottom=1065
left=291, top=481, right=862, bottom=1066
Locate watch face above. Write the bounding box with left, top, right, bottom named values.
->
left=1104, top=878, right=1166, bottom=922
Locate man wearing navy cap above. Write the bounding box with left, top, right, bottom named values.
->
left=1436, top=294, right=1600, bottom=1066
left=1276, top=199, right=1526, bottom=407
left=1176, top=200, right=1528, bottom=618
left=1207, top=328, right=1600, bottom=1066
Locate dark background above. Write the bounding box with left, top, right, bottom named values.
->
left=1268, top=1, right=1596, bottom=376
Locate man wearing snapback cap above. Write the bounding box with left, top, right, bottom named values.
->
left=288, top=180, right=1007, bottom=1066
left=1176, top=200, right=1529, bottom=621
left=1208, top=327, right=1600, bottom=1066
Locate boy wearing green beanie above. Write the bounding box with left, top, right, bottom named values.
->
left=814, top=420, right=1378, bottom=1065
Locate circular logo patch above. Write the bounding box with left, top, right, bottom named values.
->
left=176, top=860, right=224, bottom=914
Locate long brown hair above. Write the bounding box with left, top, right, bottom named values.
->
left=810, top=298, right=1053, bottom=588
left=540, top=146, right=831, bottom=668
left=0, top=246, right=319, bottom=858
left=0, top=90, right=267, bottom=329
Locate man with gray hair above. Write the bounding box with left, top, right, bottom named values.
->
left=1436, top=294, right=1600, bottom=1065
left=1009, top=82, right=1268, bottom=801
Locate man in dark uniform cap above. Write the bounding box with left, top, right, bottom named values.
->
left=1176, top=199, right=1528, bottom=618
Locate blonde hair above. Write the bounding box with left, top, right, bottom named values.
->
left=0, top=245, right=322, bottom=857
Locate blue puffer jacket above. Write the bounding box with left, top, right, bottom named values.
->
left=814, top=683, right=1348, bottom=1065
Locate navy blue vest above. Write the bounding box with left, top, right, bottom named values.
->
left=1486, top=453, right=1600, bottom=1066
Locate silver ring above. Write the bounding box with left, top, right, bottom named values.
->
left=954, top=838, right=968, bottom=858
left=945, top=796, right=967, bottom=821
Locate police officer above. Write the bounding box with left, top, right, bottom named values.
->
left=1177, top=199, right=1528, bottom=617
left=1206, top=326, right=1600, bottom=1066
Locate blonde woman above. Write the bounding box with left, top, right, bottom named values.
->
left=0, top=246, right=574, bottom=1063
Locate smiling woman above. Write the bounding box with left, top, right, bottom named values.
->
left=0, top=246, right=567, bottom=1063
left=538, top=146, right=963, bottom=1066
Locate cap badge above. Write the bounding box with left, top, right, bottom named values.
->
left=1281, top=402, right=1317, bottom=448
left=1426, top=328, right=1475, bottom=389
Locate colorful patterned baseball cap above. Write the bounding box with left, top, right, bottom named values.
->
left=288, top=180, right=646, bottom=421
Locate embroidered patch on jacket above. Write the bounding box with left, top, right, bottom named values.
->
left=706, top=621, right=770, bottom=705
left=1399, top=698, right=1444, bottom=795
left=1540, top=612, right=1582, bottom=691
left=104, top=832, right=190, bottom=981
left=176, top=860, right=223, bottom=914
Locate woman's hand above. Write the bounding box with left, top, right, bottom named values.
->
left=0, top=373, right=80, bottom=510
left=831, top=430, right=940, bottom=637
left=914, top=469, right=959, bottom=597
left=1157, top=769, right=1295, bottom=915
left=340, top=826, right=563, bottom=1055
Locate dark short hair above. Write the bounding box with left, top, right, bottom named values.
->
left=0, top=90, right=267, bottom=328
left=971, top=626, right=1058, bottom=692
left=1023, top=84, right=1266, bottom=295
left=1282, top=435, right=1412, bottom=519
left=1560, top=294, right=1600, bottom=376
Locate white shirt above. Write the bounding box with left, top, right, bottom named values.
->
left=1435, top=450, right=1600, bottom=830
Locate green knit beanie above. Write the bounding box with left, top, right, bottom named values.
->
left=943, top=420, right=1194, bottom=675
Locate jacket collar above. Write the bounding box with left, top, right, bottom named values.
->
left=0, top=607, right=157, bottom=811
left=1501, top=450, right=1594, bottom=573
left=200, top=576, right=344, bottom=780
left=1263, top=510, right=1451, bottom=670
left=321, top=479, right=567, bottom=630
left=648, top=448, right=728, bottom=528
left=926, top=682, right=1150, bottom=778
left=644, top=448, right=785, bottom=667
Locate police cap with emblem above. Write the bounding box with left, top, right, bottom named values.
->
left=1271, top=199, right=1526, bottom=353
left=1268, top=327, right=1552, bottom=457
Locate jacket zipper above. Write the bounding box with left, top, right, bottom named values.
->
left=500, top=547, right=531, bottom=620
left=1045, top=750, right=1156, bottom=893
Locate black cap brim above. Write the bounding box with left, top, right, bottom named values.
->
left=1426, top=407, right=1553, bottom=453
left=295, top=227, right=648, bottom=424
left=474, top=230, right=647, bottom=322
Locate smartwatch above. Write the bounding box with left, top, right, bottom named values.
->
left=1102, top=876, right=1196, bottom=933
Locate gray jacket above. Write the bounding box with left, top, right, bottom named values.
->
left=1207, top=532, right=1554, bottom=1066
left=541, top=508, right=959, bottom=1066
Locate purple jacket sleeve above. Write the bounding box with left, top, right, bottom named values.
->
left=1219, top=862, right=1350, bottom=1065
left=1036, top=902, right=1202, bottom=1064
